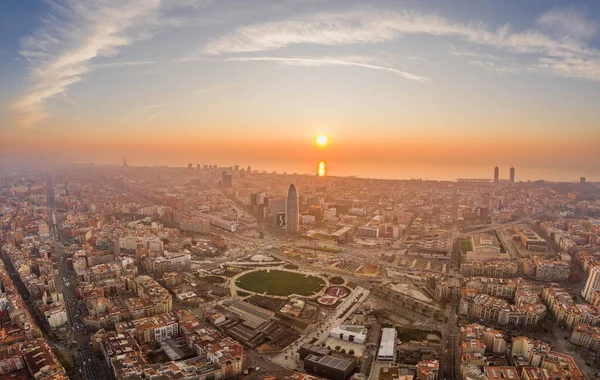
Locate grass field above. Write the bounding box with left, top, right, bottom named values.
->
left=236, top=270, right=325, bottom=296
left=329, top=276, right=345, bottom=285
left=461, top=238, right=473, bottom=252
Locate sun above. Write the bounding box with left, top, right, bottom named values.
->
left=316, top=135, right=329, bottom=147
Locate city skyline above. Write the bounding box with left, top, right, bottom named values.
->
left=1, top=0, right=600, bottom=182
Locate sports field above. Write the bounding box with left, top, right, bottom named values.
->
left=236, top=270, right=325, bottom=296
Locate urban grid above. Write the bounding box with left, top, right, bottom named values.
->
left=0, top=163, right=599, bottom=380
left=1, top=1, right=600, bottom=379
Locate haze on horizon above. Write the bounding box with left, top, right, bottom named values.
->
left=1, top=0, right=600, bottom=181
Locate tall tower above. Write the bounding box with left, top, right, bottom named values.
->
left=494, top=167, right=499, bottom=183
left=122, top=156, right=127, bottom=167
left=509, top=167, right=515, bottom=184
left=582, top=265, right=600, bottom=302
left=285, top=184, right=299, bottom=234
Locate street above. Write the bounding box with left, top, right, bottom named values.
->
left=49, top=176, right=113, bottom=380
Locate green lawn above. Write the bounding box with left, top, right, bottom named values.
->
left=461, top=238, right=473, bottom=252
left=236, top=270, right=325, bottom=296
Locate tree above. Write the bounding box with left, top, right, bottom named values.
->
left=340, top=348, right=346, bottom=354
left=335, top=345, right=341, bottom=351
left=327, top=346, right=331, bottom=350
left=348, top=349, right=355, bottom=355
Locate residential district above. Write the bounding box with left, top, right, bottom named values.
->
left=0, top=163, right=599, bottom=380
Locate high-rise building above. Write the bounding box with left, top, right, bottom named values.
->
left=582, top=265, right=600, bottom=303
left=123, top=156, right=127, bottom=167
left=222, top=172, right=233, bottom=188
left=247, top=166, right=251, bottom=173
left=580, top=177, right=586, bottom=184
left=509, top=167, right=515, bottom=183
left=285, top=184, right=299, bottom=234
left=188, top=163, right=193, bottom=169
left=494, top=167, right=499, bottom=183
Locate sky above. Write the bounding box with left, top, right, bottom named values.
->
left=1, top=0, right=600, bottom=181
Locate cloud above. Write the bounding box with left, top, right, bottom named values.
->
left=221, top=56, right=431, bottom=82
left=449, top=46, right=500, bottom=60
left=469, top=60, right=521, bottom=74
left=92, top=60, right=156, bottom=69
left=202, top=8, right=600, bottom=82
left=136, top=104, right=163, bottom=117
left=146, top=111, right=163, bottom=121
left=13, top=0, right=165, bottom=127
left=536, top=7, right=596, bottom=40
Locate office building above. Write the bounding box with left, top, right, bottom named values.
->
left=580, top=177, right=586, bottom=184
left=378, top=328, right=396, bottom=361
left=513, top=225, right=548, bottom=252
left=471, top=233, right=501, bottom=253
left=358, top=226, right=379, bottom=238
left=222, top=172, right=233, bottom=188
left=509, top=167, right=515, bottom=183
left=494, top=167, right=499, bottom=183
left=583, top=265, right=600, bottom=303
left=286, top=184, right=299, bottom=234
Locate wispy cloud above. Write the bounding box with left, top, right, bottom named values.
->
left=202, top=8, right=600, bottom=82
left=146, top=111, right=163, bottom=121
left=92, top=60, right=156, bottom=69
left=449, top=46, right=500, bottom=60
left=12, top=0, right=165, bottom=127
left=536, top=7, right=596, bottom=40
left=136, top=104, right=164, bottom=117
left=469, top=60, right=521, bottom=74
left=221, top=56, right=431, bottom=82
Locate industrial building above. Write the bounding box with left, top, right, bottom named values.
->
left=303, top=354, right=356, bottom=380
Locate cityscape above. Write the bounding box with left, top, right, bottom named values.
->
left=0, top=163, right=599, bottom=380
left=2, top=1, right=600, bottom=380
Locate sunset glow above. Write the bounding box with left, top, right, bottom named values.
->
left=317, top=160, right=327, bottom=177
left=0, top=1, right=598, bottom=181
left=316, top=135, right=329, bottom=147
